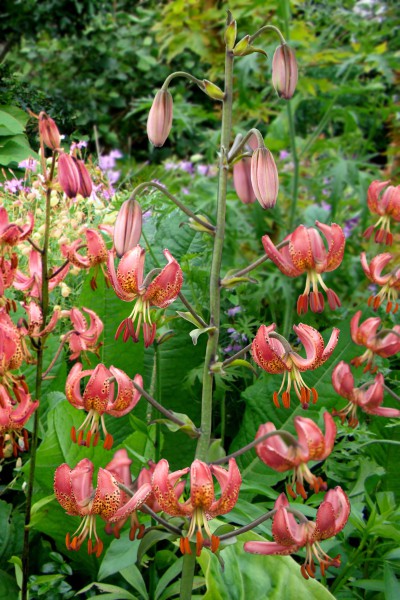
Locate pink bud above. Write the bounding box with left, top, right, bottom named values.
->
left=75, top=159, right=93, bottom=198
left=147, top=90, right=173, bottom=147
left=38, top=112, right=61, bottom=150
left=272, top=44, right=298, bottom=100
left=58, top=153, right=80, bottom=198
left=114, top=199, right=142, bottom=258
left=233, top=158, right=256, bottom=204
left=250, top=148, right=279, bottom=209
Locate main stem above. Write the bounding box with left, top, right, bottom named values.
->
left=21, top=154, right=55, bottom=600
left=195, top=46, right=233, bottom=462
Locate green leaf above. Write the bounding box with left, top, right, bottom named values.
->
left=120, top=565, right=149, bottom=600
left=154, top=557, right=183, bottom=600
left=0, top=570, right=19, bottom=599
left=98, top=530, right=140, bottom=581
left=0, top=108, right=26, bottom=135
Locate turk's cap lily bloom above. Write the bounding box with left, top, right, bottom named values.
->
left=0, top=383, right=38, bottom=458
left=0, top=254, right=18, bottom=310
left=14, top=249, right=69, bottom=299
left=107, top=245, right=183, bottom=346
left=350, top=311, right=400, bottom=372
left=332, top=361, right=400, bottom=426
left=272, top=43, right=298, bottom=99
left=61, top=228, right=108, bottom=269
left=250, top=147, right=279, bottom=209
left=18, top=301, right=60, bottom=338
left=152, top=458, right=241, bottom=556
left=361, top=252, right=400, bottom=313
left=262, top=221, right=345, bottom=314
left=147, top=89, right=173, bottom=147
left=255, top=412, right=336, bottom=498
left=0, top=309, right=28, bottom=379
left=66, top=362, right=143, bottom=449
left=251, top=323, right=339, bottom=408
left=54, top=458, right=151, bottom=556
left=0, top=207, right=34, bottom=250
left=62, top=307, right=103, bottom=360
left=244, top=487, right=350, bottom=579
left=363, top=180, right=400, bottom=245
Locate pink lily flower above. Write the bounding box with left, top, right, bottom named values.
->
left=0, top=254, right=18, bottom=311
left=363, top=180, right=400, bottom=245
left=0, top=309, right=29, bottom=388
left=18, top=301, right=60, bottom=337
left=332, top=361, right=400, bottom=426
left=66, top=362, right=143, bottom=449
left=0, top=383, right=39, bottom=458
left=262, top=222, right=345, bottom=314
left=0, top=207, right=34, bottom=249
left=62, top=307, right=103, bottom=360
left=350, top=311, right=400, bottom=372
left=251, top=323, right=340, bottom=408
left=244, top=487, right=350, bottom=579
left=54, top=458, right=151, bottom=556
left=61, top=228, right=109, bottom=290
left=107, top=245, right=183, bottom=347
left=255, top=412, right=336, bottom=498
left=14, top=249, right=69, bottom=299
left=152, top=458, right=241, bottom=556
left=361, top=252, right=399, bottom=313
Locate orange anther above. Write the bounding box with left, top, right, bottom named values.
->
left=95, top=539, right=104, bottom=558
left=386, top=301, right=392, bottom=313
left=77, top=429, right=84, bottom=445
left=196, top=530, right=203, bottom=556
left=65, top=532, right=71, bottom=550
left=103, top=433, right=114, bottom=450
left=86, top=430, right=92, bottom=446
left=87, top=538, right=93, bottom=555
left=311, top=388, right=318, bottom=403
left=367, top=295, right=373, bottom=307
left=211, top=535, right=220, bottom=553
left=286, top=484, right=297, bottom=499
left=93, top=432, right=100, bottom=447
left=295, top=481, right=307, bottom=500
left=306, top=563, right=315, bottom=578
left=70, top=426, right=77, bottom=443
left=301, top=564, right=309, bottom=580
left=180, top=538, right=185, bottom=554
left=282, top=391, right=290, bottom=409
left=373, top=296, right=381, bottom=311
left=272, top=391, right=280, bottom=408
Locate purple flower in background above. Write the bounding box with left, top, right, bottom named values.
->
left=182, top=187, right=190, bottom=195
left=70, top=140, right=88, bottom=152
left=320, top=201, right=331, bottom=212
left=226, top=306, right=242, bottom=317
left=107, top=170, right=121, bottom=185
left=164, top=161, right=178, bottom=171
left=3, top=178, right=25, bottom=193
left=99, top=149, right=122, bottom=187
left=322, top=188, right=330, bottom=197
left=279, top=150, right=290, bottom=160
left=142, top=210, right=152, bottom=222
left=343, top=216, right=360, bottom=238
left=178, top=160, right=194, bottom=174
left=18, top=158, right=38, bottom=172
left=197, top=164, right=209, bottom=176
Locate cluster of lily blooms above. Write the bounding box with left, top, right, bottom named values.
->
left=0, top=54, right=399, bottom=582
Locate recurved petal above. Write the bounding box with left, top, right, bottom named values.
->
left=107, top=249, right=136, bottom=301
left=105, top=448, right=132, bottom=487
left=373, top=326, right=400, bottom=357
left=69, top=458, right=94, bottom=510
left=190, top=460, right=215, bottom=512
left=255, top=422, right=300, bottom=470
left=208, top=458, right=241, bottom=516
left=92, top=468, right=123, bottom=519
left=152, top=459, right=190, bottom=517
left=351, top=312, right=381, bottom=346
left=316, top=487, right=350, bottom=538
left=144, top=249, right=183, bottom=308
left=107, top=368, right=141, bottom=417
left=82, top=364, right=112, bottom=413
left=291, top=323, right=322, bottom=370
left=331, top=361, right=355, bottom=398
left=65, top=362, right=87, bottom=409
left=262, top=234, right=301, bottom=277
left=117, top=245, right=145, bottom=297
left=315, top=222, right=345, bottom=272
left=367, top=253, right=395, bottom=286
left=109, top=482, right=153, bottom=522
left=54, top=464, right=80, bottom=515
left=359, top=373, right=384, bottom=411
left=289, top=225, right=315, bottom=271
left=251, top=324, right=287, bottom=373
left=244, top=540, right=300, bottom=556
left=367, top=180, right=390, bottom=214
left=272, top=506, right=305, bottom=547
left=295, top=413, right=336, bottom=460
left=85, top=229, right=108, bottom=266
left=318, top=327, right=340, bottom=365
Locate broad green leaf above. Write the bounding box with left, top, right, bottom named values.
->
left=98, top=531, right=140, bottom=581
left=154, top=557, right=183, bottom=600
left=120, top=565, right=148, bottom=600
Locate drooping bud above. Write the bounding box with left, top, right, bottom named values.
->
left=233, top=158, right=256, bottom=204
left=75, top=159, right=93, bottom=198
left=272, top=44, right=298, bottom=100
left=114, top=199, right=142, bottom=258
left=250, top=148, right=279, bottom=209
left=38, top=111, right=61, bottom=150
left=147, top=90, right=173, bottom=147
left=203, top=80, right=225, bottom=100
left=58, top=153, right=81, bottom=199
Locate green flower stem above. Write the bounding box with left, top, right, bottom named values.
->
left=224, top=240, right=289, bottom=280
left=287, top=99, right=299, bottom=231
left=383, top=383, right=400, bottom=402
left=195, top=41, right=234, bottom=462
left=178, top=292, right=208, bottom=328
left=221, top=343, right=252, bottom=368
left=227, top=127, right=264, bottom=162
left=21, top=152, right=56, bottom=600
left=210, top=428, right=300, bottom=465
left=132, top=381, right=193, bottom=430
left=180, top=549, right=197, bottom=600
left=162, top=71, right=205, bottom=91
left=249, top=24, right=286, bottom=46
left=129, top=181, right=215, bottom=232
left=219, top=509, right=276, bottom=540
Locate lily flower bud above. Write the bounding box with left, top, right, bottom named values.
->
left=203, top=80, right=225, bottom=100
left=114, top=199, right=142, bottom=258
left=250, top=147, right=279, bottom=209
left=147, top=89, right=173, bottom=147
left=75, top=159, right=93, bottom=198
left=233, top=157, right=256, bottom=204
left=38, top=111, right=61, bottom=150
left=272, top=44, right=298, bottom=100
left=58, top=153, right=80, bottom=199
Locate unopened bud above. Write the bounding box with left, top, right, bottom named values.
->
left=75, top=159, right=93, bottom=198
left=38, top=112, right=61, bottom=150
left=203, top=80, right=225, bottom=100
left=58, top=153, right=80, bottom=198
left=233, top=158, right=256, bottom=204
left=147, top=89, right=173, bottom=147
left=188, top=215, right=214, bottom=233
left=225, top=20, right=237, bottom=50
left=114, top=199, right=142, bottom=257
left=233, top=35, right=250, bottom=56
left=250, top=148, right=279, bottom=209
left=272, top=44, right=298, bottom=100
